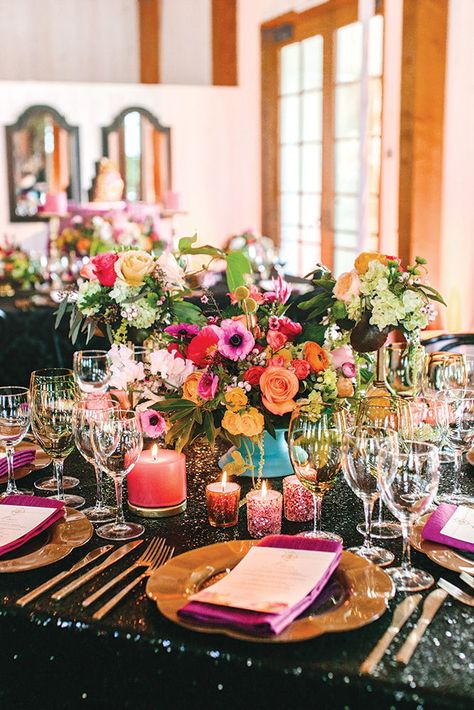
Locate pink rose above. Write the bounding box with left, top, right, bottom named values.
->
left=277, top=317, right=302, bottom=341
left=333, top=270, right=361, bottom=303
left=91, top=252, right=119, bottom=287
left=267, top=330, right=288, bottom=351
left=79, top=260, right=97, bottom=281
left=291, top=359, right=311, bottom=380
left=342, top=362, right=356, bottom=378
left=331, top=346, right=355, bottom=369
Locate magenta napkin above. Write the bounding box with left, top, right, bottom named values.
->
left=0, top=449, right=36, bottom=478
left=178, top=535, right=342, bottom=636
left=422, top=503, right=474, bottom=554
left=0, top=495, right=65, bottom=558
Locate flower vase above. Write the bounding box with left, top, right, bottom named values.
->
left=385, top=335, right=424, bottom=397
left=219, top=429, right=293, bottom=479
left=184, top=436, right=230, bottom=485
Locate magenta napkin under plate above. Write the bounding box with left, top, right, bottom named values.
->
left=0, top=495, right=65, bottom=558
left=178, top=535, right=342, bottom=636
left=422, top=503, right=474, bottom=554
left=0, top=449, right=36, bottom=478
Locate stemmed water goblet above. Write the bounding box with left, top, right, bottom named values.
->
left=377, top=440, right=439, bottom=592
left=91, top=409, right=144, bottom=540
left=422, top=352, right=466, bottom=396
left=288, top=408, right=345, bottom=542
left=341, top=427, right=396, bottom=566
left=0, top=387, right=32, bottom=498
left=436, top=388, right=474, bottom=506
left=73, top=350, right=111, bottom=395
left=72, top=399, right=117, bottom=523
left=30, top=376, right=84, bottom=509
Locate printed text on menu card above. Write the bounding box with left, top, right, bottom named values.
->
left=441, top=505, right=474, bottom=544
left=0, top=505, right=57, bottom=546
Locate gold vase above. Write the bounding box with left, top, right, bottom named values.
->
left=183, top=436, right=230, bottom=485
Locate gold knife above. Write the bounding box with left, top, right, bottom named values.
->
left=16, top=545, right=113, bottom=607
left=395, top=589, right=447, bottom=665
left=360, top=594, right=422, bottom=675
left=51, top=540, right=143, bottom=601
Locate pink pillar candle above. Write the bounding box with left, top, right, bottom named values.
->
left=247, top=483, right=282, bottom=539
left=127, top=445, right=186, bottom=518
left=206, top=478, right=240, bottom=528
left=283, top=475, right=314, bottom=522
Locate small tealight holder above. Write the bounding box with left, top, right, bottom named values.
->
left=283, top=475, right=314, bottom=522
left=206, top=473, right=240, bottom=528
left=247, top=481, right=282, bottom=538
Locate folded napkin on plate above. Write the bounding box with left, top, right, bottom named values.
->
left=0, top=495, right=65, bottom=557
left=422, top=503, right=474, bottom=555
left=178, top=535, right=342, bottom=636
left=0, top=449, right=36, bottom=478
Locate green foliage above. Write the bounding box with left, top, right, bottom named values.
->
left=225, top=251, right=252, bottom=291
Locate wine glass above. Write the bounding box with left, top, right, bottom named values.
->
left=288, top=408, right=345, bottom=542
left=30, top=378, right=85, bottom=509
left=0, top=387, right=32, bottom=498
left=377, top=440, right=439, bottom=592
left=72, top=398, right=117, bottom=523
left=30, top=369, right=80, bottom=492
left=73, top=350, right=111, bottom=395
left=409, top=394, right=453, bottom=464
left=341, top=427, right=396, bottom=566
left=422, top=352, right=466, bottom=396
left=436, top=389, right=474, bottom=505
left=91, top=409, right=144, bottom=540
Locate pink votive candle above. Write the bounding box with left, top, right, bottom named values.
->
left=127, top=445, right=187, bottom=517
left=206, top=474, right=240, bottom=528
left=247, top=482, right=282, bottom=539
left=283, top=475, right=314, bottom=522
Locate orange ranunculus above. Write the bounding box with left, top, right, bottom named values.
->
left=333, top=270, right=361, bottom=302
left=182, top=371, right=204, bottom=405
left=354, top=252, right=387, bottom=274
left=304, top=342, right=330, bottom=373
left=260, top=366, right=299, bottom=416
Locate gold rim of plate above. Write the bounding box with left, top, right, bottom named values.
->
left=411, top=514, right=474, bottom=574
left=0, top=507, right=93, bottom=573
left=466, top=449, right=474, bottom=467
left=146, top=541, right=394, bottom=643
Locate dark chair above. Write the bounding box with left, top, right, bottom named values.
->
left=422, top=333, right=474, bottom=355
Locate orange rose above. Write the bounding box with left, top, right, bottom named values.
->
left=354, top=252, right=387, bottom=274
left=304, top=342, right=330, bottom=373
left=336, top=377, right=354, bottom=397
left=260, top=366, right=299, bottom=416
left=182, top=372, right=203, bottom=405
left=240, top=407, right=265, bottom=437
left=333, top=270, right=361, bottom=302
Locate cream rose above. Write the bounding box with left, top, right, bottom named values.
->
left=333, top=269, right=361, bottom=303
left=114, top=250, right=155, bottom=286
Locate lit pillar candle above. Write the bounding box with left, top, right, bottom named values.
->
left=205, top=472, right=240, bottom=528
left=283, top=474, right=314, bottom=522
left=247, top=481, right=282, bottom=539
left=127, top=444, right=187, bottom=518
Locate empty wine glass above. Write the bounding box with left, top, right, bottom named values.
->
left=288, top=408, right=345, bottom=542
left=30, top=369, right=80, bottom=492
left=72, top=398, right=117, bottom=523
left=73, top=350, right=111, bottom=395
left=378, top=440, right=439, bottom=591
left=409, top=394, right=453, bottom=464
left=422, top=352, right=466, bottom=396
left=341, top=427, right=396, bottom=566
left=91, top=409, right=144, bottom=540
left=0, top=387, right=32, bottom=498
left=436, top=389, right=474, bottom=506
left=30, top=377, right=84, bottom=509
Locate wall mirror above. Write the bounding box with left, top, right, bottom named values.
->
left=6, top=105, right=81, bottom=221
left=102, top=107, right=172, bottom=204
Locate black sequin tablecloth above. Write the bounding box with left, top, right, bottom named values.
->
left=0, top=454, right=473, bottom=710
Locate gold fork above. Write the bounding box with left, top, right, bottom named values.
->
left=92, top=543, right=175, bottom=620
left=82, top=537, right=166, bottom=608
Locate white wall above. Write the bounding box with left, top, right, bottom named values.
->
left=161, top=0, right=212, bottom=85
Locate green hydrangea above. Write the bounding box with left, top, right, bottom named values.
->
left=109, top=282, right=140, bottom=304
left=133, top=298, right=158, bottom=329
left=77, top=281, right=102, bottom=316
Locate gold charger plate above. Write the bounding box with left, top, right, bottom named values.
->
left=467, top=448, right=474, bottom=467
left=146, top=540, right=394, bottom=643
left=411, top=514, right=474, bottom=573
left=0, top=441, right=52, bottom=484
left=0, top=507, right=93, bottom=573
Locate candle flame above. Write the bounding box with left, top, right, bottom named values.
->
left=151, top=444, right=158, bottom=461
left=221, top=471, right=227, bottom=492
left=262, top=480, right=267, bottom=498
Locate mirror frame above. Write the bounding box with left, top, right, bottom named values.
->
left=5, top=104, right=81, bottom=222
left=101, top=106, right=172, bottom=201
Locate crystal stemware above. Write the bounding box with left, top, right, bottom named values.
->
left=422, top=352, right=466, bottom=396
left=378, top=440, right=439, bottom=592
left=91, top=409, right=144, bottom=540
left=73, top=350, right=111, bottom=395
left=288, top=408, right=345, bottom=542
left=0, top=387, right=32, bottom=498
left=30, top=377, right=84, bottom=509
left=385, top=341, right=423, bottom=397
left=72, top=399, right=117, bottom=523
left=436, top=389, right=474, bottom=506
left=341, top=427, right=396, bottom=566
left=30, top=369, right=80, bottom=492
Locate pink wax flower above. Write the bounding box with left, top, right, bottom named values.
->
left=140, top=409, right=167, bottom=439
left=91, top=252, right=118, bottom=287
left=217, top=319, right=255, bottom=361
left=331, top=345, right=355, bottom=369
left=79, top=260, right=97, bottom=281
left=267, top=330, right=288, bottom=351
left=197, top=371, right=219, bottom=400
left=341, top=362, right=357, bottom=378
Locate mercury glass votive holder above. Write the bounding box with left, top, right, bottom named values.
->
left=246, top=487, right=282, bottom=538
left=283, top=474, right=315, bottom=522
left=205, top=481, right=240, bottom=528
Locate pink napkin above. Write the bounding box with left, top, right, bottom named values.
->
left=0, top=449, right=36, bottom=478
left=0, top=495, right=65, bottom=558
left=422, top=503, right=474, bottom=554
left=178, top=535, right=342, bottom=636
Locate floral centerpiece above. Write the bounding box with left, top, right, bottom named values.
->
left=0, top=240, right=42, bottom=291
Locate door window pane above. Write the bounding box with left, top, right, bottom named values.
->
left=302, top=35, right=323, bottom=90
left=280, top=193, right=299, bottom=226
left=334, top=230, right=358, bottom=250
left=280, top=95, right=300, bottom=144
left=334, top=195, right=358, bottom=232
left=335, top=83, right=360, bottom=139
left=335, top=139, right=359, bottom=194
left=302, top=91, right=322, bottom=142
left=334, top=248, right=357, bottom=276
left=369, top=15, right=384, bottom=78
left=280, top=145, right=300, bottom=192
left=302, top=143, right=322, bottom=192
left=336, top=23, right=362, bottom=82
left=280, top=43, right=300, bottom=95
left=301, top=193, right=321, bottom=227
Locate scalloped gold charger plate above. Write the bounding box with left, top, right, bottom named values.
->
left=0, top=441, right=52, bottom=484
left=0, top=507, right=93, bottom=573
left=411, top=514, right=474, bottom=574
left=146, top=540, right=394, bottom=643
